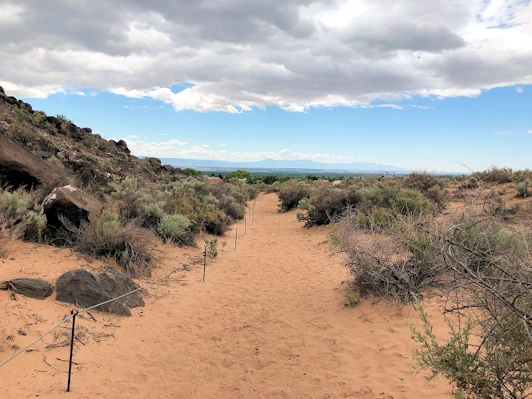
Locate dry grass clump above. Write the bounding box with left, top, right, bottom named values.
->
left=0, top=212, right=24, bottom=258
left=61, top=211, right=155, bottom=277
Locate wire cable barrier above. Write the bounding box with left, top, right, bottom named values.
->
left=0, top=198, right=258, bottom=392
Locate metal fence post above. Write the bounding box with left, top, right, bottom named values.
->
left=66, top=310, right=78, bottom=392
left=202, top=244, right=207, bottom=282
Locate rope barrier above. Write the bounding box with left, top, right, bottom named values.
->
left=0, top=315, right=72, bottom=368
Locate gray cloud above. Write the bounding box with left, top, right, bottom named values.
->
left=0, top=0, right=531, bottom=111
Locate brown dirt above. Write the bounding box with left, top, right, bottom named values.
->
left=0, top=193, right=450, bottom=398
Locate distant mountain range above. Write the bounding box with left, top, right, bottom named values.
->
left=158, top=158, right=408, bottom=172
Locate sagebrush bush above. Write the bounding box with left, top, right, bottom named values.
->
left=0, top=188, right=47, bottom=241
left=278, top=180, right=313, bottom=212
left=362, top=184, right=433, bottom=215
left=474, top=166, right=514, bottom=184
left=62, top=210, right=155, bottom=277
left=515, top=181, right=528, bottom=198
left=157, top=214, right=191, bottom=244
left=304, top=186, right=362, bottom=227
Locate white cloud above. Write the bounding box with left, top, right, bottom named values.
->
left=411, top=105, right=434, bottom=110
left=1, top=1, right=532, bottom=111
left=528, top=130, right=532, bottom=134
left=128, top=135, right=138, bottom=138
left=219, top=144, right=227, bottom=147
left=201, top=144, right=209, bottom=148
left=72, top=90, right=86, bottom=96
left=516, top=87, right=524, bottom=93
left=123, top=105, right=134, bottom=109
left=124, top=138, right=357, bottom=163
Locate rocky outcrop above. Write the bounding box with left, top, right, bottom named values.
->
left=0, top=134, right=54, bottom=188
left=56, top=269, right=145, bottom=316
left=163, top=164, right=175, bottom=172
left=42, top=185, right=103, bottom=229
left=1, top=278, right=53, bottom=300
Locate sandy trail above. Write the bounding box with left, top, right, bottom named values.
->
left=1, top=193, right=450, bottom=398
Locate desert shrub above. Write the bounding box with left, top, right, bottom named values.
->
left=512, top=169, right=532, bottom=183
left=0, top=189, right=47, bottom=241
left=10, top=122, right=36, bottom=144
left=97, top=139, right=109, bottom=151
left=515, top=181, right=528, bottom=198
left=62, top=210, right=154, bottom=277
left=82, top=134, right=97, bottom=147
left=410, top=218, right=532, bottom=399
left=157, top=214, right=191, bottom=244
left=265, top=182, right=280, bottom=193
left=303, top=186, right=363, bottom=227
left=343, top=289, right=361, bottom=307
left=458, top=176, right=480, bottom=191
left=0, top=212, right=25, bottom=258
left=109, top=178, right=165, bottom=226
left=205, top=238, right=219, bottom=258
left=278, top=180, right=313, bottom=212
left=225, top=202, right=245, bottom=220
left=484, top=198, right=510, bottom=216
left=403, top=171, right=441, bottom=193
left=362, top=185, right=433, bottom=215
left=474, top=167, right=513, bottom=184
left=331, top=212, right=442, bottom=302
left=352, top=207, right=396, bottom=232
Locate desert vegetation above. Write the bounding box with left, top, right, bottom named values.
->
left=283, top=169, right=532, bottom=398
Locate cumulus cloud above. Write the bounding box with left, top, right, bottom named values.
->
left=124, top=138, right=356, bottom=163
left=411, top=105, right=434, bottom=110
left=516, top=87, right=523, bottom=93
left=0, top=0, right=531, bottom=112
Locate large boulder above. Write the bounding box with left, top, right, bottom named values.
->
left=0, top=134, right=54, bottom=188
left=1, top=278, right=53, bottom=300
left=116, top=140, right=130, bottom=155
left=56, top=269, right=145, bottom=316
left=42, top=185, right=103, bottom=230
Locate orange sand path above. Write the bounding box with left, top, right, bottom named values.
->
left=0, top=193, right=450, bottom=398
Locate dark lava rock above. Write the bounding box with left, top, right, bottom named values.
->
left=56, top=269, right=145, bottom=316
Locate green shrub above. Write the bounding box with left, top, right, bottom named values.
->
left=353, top=207, right=396, bottom=232
left=64, top=210, right=155, bottom=277
left=157, top=214, right=191, bottom=243
left=304, top=186, right=362, bottom=226
left=225, top=202, right=245, bottom=220
left=278, top=180, right=313, bottom=212
left=474, top=167, right=513, bottom=184
left=82, top=134, right=97, bottom=147
left=205, top=238, right=219, bottom=258
left=515, top=181, right=528, bottom=198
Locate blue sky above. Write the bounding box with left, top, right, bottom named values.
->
left=24, top=85, right=531, bottom=172
left=2, top=0, right=532, bottom=172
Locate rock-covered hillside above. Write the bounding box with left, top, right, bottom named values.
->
left=0, top=86, right=181, bottom=195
